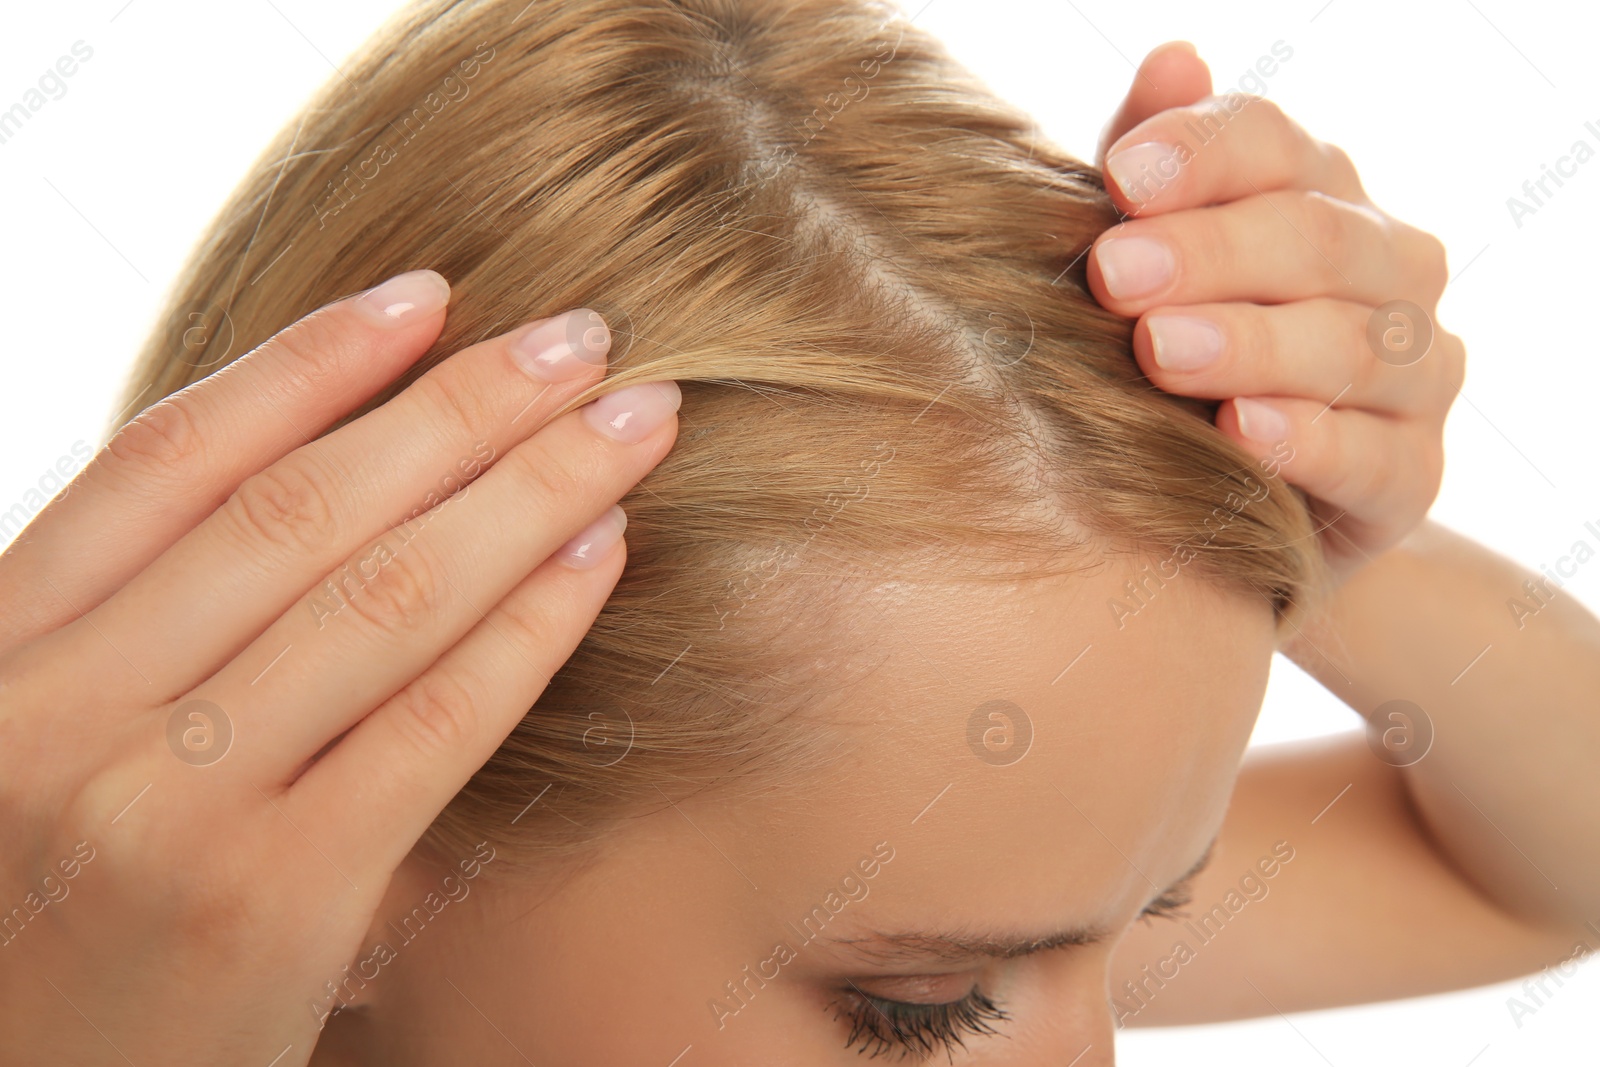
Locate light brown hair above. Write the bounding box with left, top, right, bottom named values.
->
left=113, top=0, right=1322, bottom=873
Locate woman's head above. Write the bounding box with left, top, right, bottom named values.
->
left=117, top=0, right=1321, bottom=1058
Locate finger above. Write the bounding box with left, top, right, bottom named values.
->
left=1103, top=96, right=1366, bottom=215
left=1096, top=42, right=1214, bottom=167
left=0, top=271, right=453, bottom=650
left=81, top=308, right=612, bottom=701
left=1088, top=191, right=1431, bottom=313
left=287, top=509, right=628, bottom=877
left=1219, top=396, right=1442, bottom=538
left=1134, top=299, right=1451, bottom=417
left=198, top=380, right=679, bottom=781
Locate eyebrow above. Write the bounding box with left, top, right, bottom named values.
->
left=825, top=834, right=1220, bottom=966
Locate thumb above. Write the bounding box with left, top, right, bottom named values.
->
left=1095, top=41, right=1214, bottom=167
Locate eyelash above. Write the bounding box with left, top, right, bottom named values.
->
left=1139, top=880, right=1196, bottom=923
left=832, top=984, right=1009, bottom=1061
left=827, top=879, right=1197, bottom=1058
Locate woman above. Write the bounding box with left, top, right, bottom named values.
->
left=1, top=0, right=1594, bottom=1063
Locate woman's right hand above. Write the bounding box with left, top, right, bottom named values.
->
left=0, top=270, right=680, bottom=1065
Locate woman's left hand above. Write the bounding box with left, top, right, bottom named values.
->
left=1088, top=43, right=1465, bottom=587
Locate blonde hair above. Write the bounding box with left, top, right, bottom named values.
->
left=114, top=0, right=1323, bottom=873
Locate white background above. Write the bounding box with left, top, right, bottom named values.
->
left=1, top=0, right=1595, bottom=1063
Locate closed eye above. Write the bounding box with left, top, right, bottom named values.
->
left=832, top=979, right=1009, bottom=1059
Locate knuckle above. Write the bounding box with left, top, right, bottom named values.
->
left=1250, top=96, right=1289, bottom=137
left=411, top=372, right=493, bottom=447
left=1339, top=447, right=1388, bottom=506
left=1318, top=420, right=1370, bottom=503
left=224, top=457, right=342, bottom=555
left=1181, top=94, right=1264, bottom=150
left=262, top=306, right=363, bottom=382
left=1419, top=440, right=1445, bottom=497
left=1392, top=429, right=1443, bottom=512
left=1364, top=445, right=1398, bottom=503
left=1318, top=140, right=1354, bottom=174
left=344, top=542, right=449, bottom=637
left=504, top=440, right=587, bottom=507
left=1299, top=192, right=1352, bottom=279
left=1252, top=95, right=1285, bottom=122
left=1221, top=92, right=1269, bottom=120
left=1190, top=210, right=1237, bottom=281
left=1234, top=306, right=1274, bottom=377
left=387, top=670, right=480, bottom=758
left=1417, top=231, right=1450, bottom=299
left=494, top=591, right=558, bottom=653
left=1432, top=331, right=1468, bottom=409
left=106, top=394, right=206, bottom=472
left=1424, top=443, right=1446, bottom=498
left=1341, top=303, right=1382, bottom=394
left=1446, top=332, right=1468, bottom=387
left=1362, top=433, right=1410, bottom=504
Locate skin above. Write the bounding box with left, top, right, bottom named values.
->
left=319, top=530, right=1600, bottom=1064
left=4, top=37, right=1596, bottom=1067
left=325, top=562, right=1276, bottom=1066
left=0, top=274, right=680, bottom=1065
left=1089, top=46, right=1463, bottom=585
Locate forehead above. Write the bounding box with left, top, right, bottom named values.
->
left=431, top=556, right=1279, bottom=1065
left=567, top=555, right=1275, bottom=945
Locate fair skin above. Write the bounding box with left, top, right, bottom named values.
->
left=3, top=39, right=1595, bottom=1066
left=319, top=530, right=1600, bottom=1065
left=1090, top=44, right=1460, bottom=582
left=325, top=561, right=1274, bottom=1066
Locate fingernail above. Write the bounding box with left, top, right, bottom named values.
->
left=1097, top=236, right=1175, bottom=300
left=511, top=309, right=611, bottom=381
left=1106, top=142, right=1182, bottom=204
left=1148, top=315, right=1222, bottom=371
left=583, top=380, right=682, bottom=444
left=557, top=505, right=627, bottom=569
left=1234, top=397, right=1289, bottom=442
left=355, top=269, right=451, bottom=327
